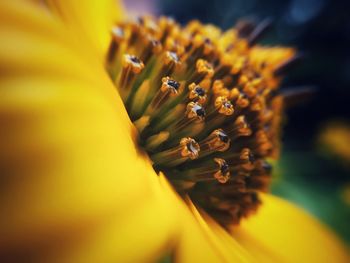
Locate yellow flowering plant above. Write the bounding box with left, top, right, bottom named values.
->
left=0, top=0, right=348, bottom=262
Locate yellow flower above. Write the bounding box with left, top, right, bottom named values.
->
left=318, top=121, right=350, bottom=168
left=0, top=1, right=348, bottom=262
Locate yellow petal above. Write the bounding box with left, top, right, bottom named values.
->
left=0, top=1, right=177, bottom=261
left=27, top=170, right=180, bottom=263
left=232, top=194, right=350, bottom=263
left=0, top=0, right=104, bottom=80
left=45, top=0, right=125, bottom=57
left=157, top=175, right=256, bottom=263
left=0, top=75, right=162, bottom=250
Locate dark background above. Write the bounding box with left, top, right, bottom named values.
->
left=126, top=0, right=350, bottom=242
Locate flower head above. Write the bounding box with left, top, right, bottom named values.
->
left=107, top=15, right=293, bottom=227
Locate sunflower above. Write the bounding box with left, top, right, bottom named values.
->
left=0, top=0, right=348, bottom=262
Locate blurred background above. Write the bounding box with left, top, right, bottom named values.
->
left=124, top=0, right=350, bottom=243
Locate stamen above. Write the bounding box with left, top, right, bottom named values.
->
left=151, top=137, right=200, bottom=167
left=199, top=129, right=231, bottom=155
left=226, top=115, right=252, bottom=138
left=221, top=148, right=254, bottom=168
left=107, top=26, right=125, bottom=63
left=169, top=102, right=205, bottom=135
left=118, top=54, right=144, bottom=100
left=174, top=158, right=230, bottom=183
left=153, top=51, right=181, bottom=84
left=140, top=36, right=162, bottom=63
left=158, top=16, right=177, bottom=44
left=127, top=21, right=141, bottom=46
left=148, top=77, right=180, bottom=111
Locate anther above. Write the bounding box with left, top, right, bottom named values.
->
left=249, top=96, right=265, bottom=112
left=233, top=92, right=250, bottom=109
left=123, top=54, right=144, bottom=74
left=203, top=37, right=214, bottom=55
left=164, top=37, right=185, bottom=55
left=215, top=96, right=234, bottom=116
left=252, top=130, right=273, bottom=155
left=162, top=77, right=180, bottom=93
left=185, top=35, right=214, bottom=65
left=212, top=80, right=229, bottom=97
left=243, top=81, right=259, bottom=98
left=186, top=101, right=206, bottom=121
left=239, top=148, right=255, bottom=170
left=118, top=54, right=144, bottom=100
left=112, top=26, right=125, bottom=41
left=165, top=51, right=181, bottom=65
left=188, top=83, right=207, bottom=103
left=214, top=158, right=231, bottom=183
left=231, top=115, right=252, bottom=137
left=181, top=137, right=200, bottom=159
left=196, top=59, right=214, bottom=77
left=139, top=16, right=160, bottom=36
left=187, top=59, right=214, bottom=84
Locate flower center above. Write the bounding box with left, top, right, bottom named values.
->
left=106, top=16, right=295, bottom=227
